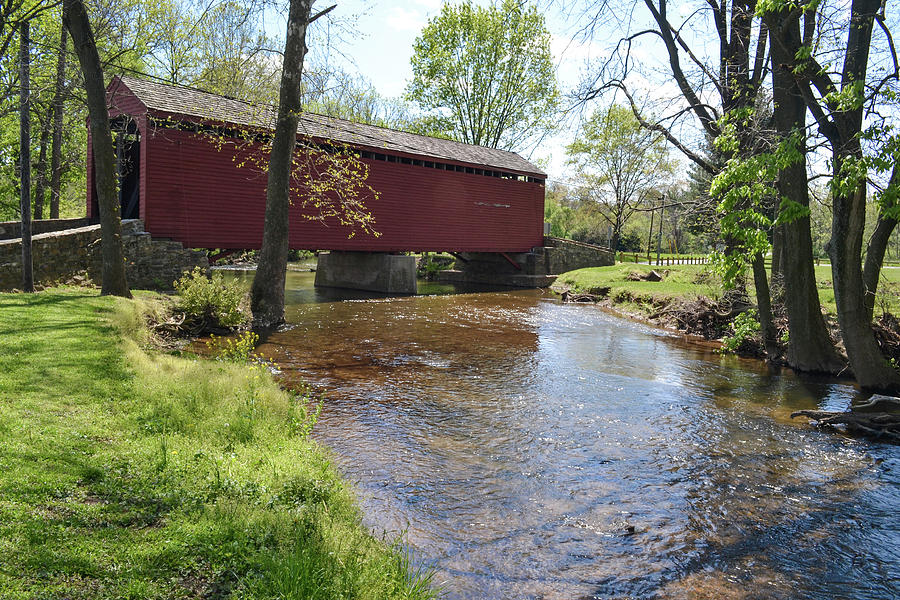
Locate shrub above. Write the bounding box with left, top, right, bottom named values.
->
left=207, top=331, right=259, bottom=362
left=416, top=254, right=455, bottom=279
left=174, top=267, right=248, bottom=330
left=722, top=309, right=761, bottom=353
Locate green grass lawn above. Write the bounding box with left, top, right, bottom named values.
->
left=0, top=289, right=432, bottom=599
left=553, top=264, right=720, bottom=315
left=555, top=262, right=900, bottom=319
left=812, top=264, right=900, bottom=315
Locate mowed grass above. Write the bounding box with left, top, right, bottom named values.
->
left=0, top=289, right=433, bottom=599
left=553, top=264, right=720, bottom=315
left=555, top=262, right=900, bottom=317
left=809, top=265, right=900, bottom=315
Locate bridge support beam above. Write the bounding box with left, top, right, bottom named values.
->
left=315, top=251, right=417, bottom=294
left=437, top=238, right=615, bottom=288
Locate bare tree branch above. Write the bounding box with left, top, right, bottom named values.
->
left=308, top=3, right=335, bottom=25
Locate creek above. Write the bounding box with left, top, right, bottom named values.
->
left=225, top=268, right=899, bottom=599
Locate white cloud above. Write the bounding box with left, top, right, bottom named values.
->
left=385, top=6, right=427, bottom=33
left=551, top=34, right=600, bottom=65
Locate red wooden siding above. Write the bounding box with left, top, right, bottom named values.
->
left=91, top=82, right=546, bottom=253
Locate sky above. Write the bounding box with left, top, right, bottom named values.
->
left=284, top=0, right=614, bottom=181
left=255, top=1, right=900, bottom=198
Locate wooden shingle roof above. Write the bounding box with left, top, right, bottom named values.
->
left=111, top=76, right=545, bottom=177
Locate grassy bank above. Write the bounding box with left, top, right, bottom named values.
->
left=0, top=289, right=432, bottom=599
left=553, top=264, right=720, bottom=316
left=553, top=263, right=900, bottom=358
left=555, top=263, right=900, bottom=317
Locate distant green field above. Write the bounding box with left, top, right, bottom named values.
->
left=555, top=262, right=900, bottom=317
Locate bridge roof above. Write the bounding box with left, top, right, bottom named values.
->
left=111, top=76, right=546, bottom=177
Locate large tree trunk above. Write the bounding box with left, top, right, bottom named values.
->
left=50, top=8, right=68, bottom=220
left=250, top=0, right=314, bottom=327
left=64, top=0, right=130, bottom=297
left=831, top=153, right=900, bottom=390
left=19, top=21, right=33, bottom=293
left=610, top=226, right=621, bottom=254
left=862, top=165, right=900, bottom=321
left=825, top=0, right=900, bottom=391
left=767, top=11, right=845, bottom=374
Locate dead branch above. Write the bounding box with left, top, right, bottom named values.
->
left=792, top=409, right=900, bottom=443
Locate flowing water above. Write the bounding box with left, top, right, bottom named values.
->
left=228, top=269, right=899, bottom=599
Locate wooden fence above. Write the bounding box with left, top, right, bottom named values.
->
left=618, top=252, right=710, bottom=266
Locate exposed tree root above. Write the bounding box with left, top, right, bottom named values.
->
left=872, top=313, right=900, bottom=365
left=144, top=298, right=242, bottom=350
left=559, top=289, right=606, bottom=303
left=652, top=289, right=753, bottom=341
left=792, top=400, right=900, bottom=442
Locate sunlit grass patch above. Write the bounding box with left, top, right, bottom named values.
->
left=0, top=288, right=433, bottom=599
left=554, top=264, right=720, bottom=315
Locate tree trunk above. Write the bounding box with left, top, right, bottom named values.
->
left=33, top=112, right=50, bottom=220
left=825, top=0, right=900, bottom=391
left=610, top=227, right=621, bottom=254
left=770, top=224, right=783, bottom=280
left=50, top=8, right=68, bottom=220
left=768, top=11, right=845, bottom=373
left=250, top=0, right=314, bottom=327
left=19, top=21, right=33, bottom=293
left=751, top=252, right=779, bottom=360
left=831, top=154, right=900, bottom=390
left=862, top=164, right=900, bottom=321
left=64, top=0, right=130, bottom=298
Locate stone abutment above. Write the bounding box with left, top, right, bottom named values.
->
left=0, top=219, right=208, bottom=291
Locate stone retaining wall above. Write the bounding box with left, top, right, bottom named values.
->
left=0, top=219, right=208, bottom=291
left=0, top=218, right=90, bottom=240
left=534, top=237, right=615, bottom=274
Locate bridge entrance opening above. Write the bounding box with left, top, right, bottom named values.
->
left=113, top=117, right=140, bottom=221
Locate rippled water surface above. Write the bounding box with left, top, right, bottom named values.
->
left=232, top=269, right=900, bottom=599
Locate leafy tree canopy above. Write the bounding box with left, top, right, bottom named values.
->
left=566, top=104, right=673, bottom=249
left=406, top=0, right=558, bottom=152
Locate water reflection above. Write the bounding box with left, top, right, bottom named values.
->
left=226, top=268, right=900, bottom=599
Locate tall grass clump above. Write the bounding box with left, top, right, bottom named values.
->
left=174, top=267, right=248, bottom=330
left=0, top=289, right=433, bottom=599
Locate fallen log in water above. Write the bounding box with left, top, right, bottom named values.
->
left=791, top=409, right=900, bottom=442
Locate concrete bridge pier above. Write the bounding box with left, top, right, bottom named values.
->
left=314, top=251, right=417, bottom=294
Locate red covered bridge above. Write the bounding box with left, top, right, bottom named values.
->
left=91, top=76, right=547, bottom=256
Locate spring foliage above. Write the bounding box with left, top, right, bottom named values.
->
left=174, top=267, right=247, bottom=329
left=407, top=0, right=558, bottom=151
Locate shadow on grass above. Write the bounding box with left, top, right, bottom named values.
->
left=0, top=291, right=101, bottom=309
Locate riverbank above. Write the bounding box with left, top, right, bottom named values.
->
left=0, top=288, right=432, bottom=599
left=551, top=263, right=741, bottom=342
left=553, top=263, right=900, bottom=362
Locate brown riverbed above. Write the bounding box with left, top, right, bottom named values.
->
left=219, top=269, right=900, bottom=599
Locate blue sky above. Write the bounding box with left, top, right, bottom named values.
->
left=290, top=0, right=612, bottom=179
left=259, top=0, right=694, bottom=181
